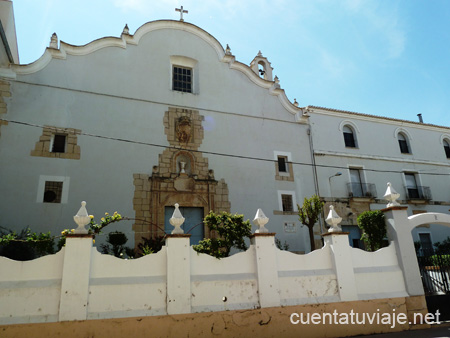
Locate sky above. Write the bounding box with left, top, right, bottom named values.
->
left=10, top=0, right=450, bottom=127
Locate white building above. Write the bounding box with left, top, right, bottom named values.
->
left=1, top=4, right=449, bottom=254
left=306, top=105, right=450, bottom=251
left=0, top=13, right=316, bottom=252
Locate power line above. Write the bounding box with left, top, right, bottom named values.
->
left=1, top=118, right=450, bottom=176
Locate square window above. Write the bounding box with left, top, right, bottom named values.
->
left=173, top=66, right=192, bottom=93
left=277, top=156, right=288, bottom=173
left=43, top=181, right=63, bottom=203
left=52, top=134, right=66, bottom=153
left=281, top=194, right=293, bottom=212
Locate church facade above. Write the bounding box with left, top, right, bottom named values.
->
left=0, top=15, right=316, bottom=252
left=1, top=5, right=449, bottom=253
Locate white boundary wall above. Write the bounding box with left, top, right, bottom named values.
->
left=0, top=225, right=411, bottom=325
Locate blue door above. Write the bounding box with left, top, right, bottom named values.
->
left=164, top=207, right=204, bottom=245
left=342, top=225, right=362, bottom=249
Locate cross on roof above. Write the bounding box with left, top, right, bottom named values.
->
left=175, top=6, right=188, bottom=22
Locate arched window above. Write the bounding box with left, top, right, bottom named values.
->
left=343, top=125, right=357, bottom=148
left=398, top=133, right=410, bottom=154
left=444, top=139, right=450, bottom=159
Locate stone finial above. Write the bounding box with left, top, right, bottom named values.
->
left=49, top=33, right=58, bottom=49
left=170, top=203, right=185, bottom=234
left=273, top=75, right=280, bottom=89
left=325, top=205, right=343, bottom=233
left=73, top=201, right=90, bottom=234
left=253, top=208, right=269, bottom=233
left=225, top=44, right=231, bottom=55
left=293, top=99, right=299, bottom=107
left=257, top=50, right=263, bottom=57
left=122, top=24, right=130, bottom=35
left=383, top=182, right=400, bottom=207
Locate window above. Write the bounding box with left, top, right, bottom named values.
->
left=274, top=151, right=294, bottom=181
left=173, top=66, right=192, bottom=93
left=51, top=134, right=66, bottom=153
left=43, top=181, right=63, bottom=203
left=281, top=194, right=293, bottom=212
left=398, top=133, right=410, bottom=154
left=419, top=233, right=433, bottom=254
left=277, top=156, right=288, bottom=173
left=349, top=168, right=363, bottom=197
left=37, top=175, right=70, bottom=204
left=343, top=126, right=356, bottom=148
left=405, top=173, right=419, bottom=199
left=444, top=140, right=450, bottom=159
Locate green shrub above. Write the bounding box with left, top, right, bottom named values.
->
left=357, top=210, right=386, bottom=252
left=193, top=211, right=252, bottom=258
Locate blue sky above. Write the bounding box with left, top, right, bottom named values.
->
left=11, top=0, right=450, bottom=126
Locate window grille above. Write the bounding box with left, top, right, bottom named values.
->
left=173, top=66, right=192, bottom=93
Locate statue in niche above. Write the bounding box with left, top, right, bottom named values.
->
left=176, top=116, right=192, bottom=144
left=176, top=154, right=191, bottom=175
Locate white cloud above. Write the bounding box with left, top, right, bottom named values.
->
left=343, top=0, right=406, bottom=59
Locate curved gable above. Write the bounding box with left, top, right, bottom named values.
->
left=11, top=20, right=303, bottom=120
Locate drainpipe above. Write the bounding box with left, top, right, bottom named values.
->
left=307, top=126, right=324, bottom=233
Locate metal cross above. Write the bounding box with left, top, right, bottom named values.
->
left=175, top=6, right=188, bottom=21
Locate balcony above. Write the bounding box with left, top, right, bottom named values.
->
left=347, top=183, right=377, bottom=199
left=405, top=186, right=432, bottom=201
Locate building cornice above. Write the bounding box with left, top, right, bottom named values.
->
left=314, top=150, right=450, bottom=168
left=305, top=105, right=450, bottom=132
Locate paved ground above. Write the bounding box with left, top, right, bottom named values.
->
left=357, top=322, right=450, bottom=338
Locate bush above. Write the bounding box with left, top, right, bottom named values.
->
left=0, top=227, right=55, bottom=261
left=357, top=210, right=386, bottom=252
left=137, top=235, right=165, bottom=256
left=193, top=211, right=252, bottom=258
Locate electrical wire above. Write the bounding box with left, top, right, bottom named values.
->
left=1, top=117, right=450, bottom=176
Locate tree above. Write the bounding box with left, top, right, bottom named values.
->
left=297, top=195, right=324, bottom=251
left=193, top=211, right=252, bottom=258
left=357, top=210, right=386, bottom=251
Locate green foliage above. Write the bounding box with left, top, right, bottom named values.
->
left=0, top=227, right=55, bottom=261
left=297, top=195, right=324, bottom=251
left=193, top=211, right=252, bottom=258
left=275, top=238, right=290, bottom=251
left=100, top=231, right=134, bottom=259
left=434, top=236, right=450, bottom=255
left=429, top=254, right=450, bottom=267
left=357, top=210, right=386, bottom=251
left=137, top=236, right=165, bottom=256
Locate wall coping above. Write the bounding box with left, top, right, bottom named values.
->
left=322, top=232, right=350, bottom=237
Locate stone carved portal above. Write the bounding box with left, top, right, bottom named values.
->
left=132, top=107, right=230, bottom=248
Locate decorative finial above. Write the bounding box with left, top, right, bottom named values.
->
left=383, top=182, right=400, bottom=207
left=325, top=205, right=342, bottom=233
left=273, top=75, right=280, bottom=89
left=73, top=201, right=90, bottom=234
left=225, top=44, right=231, bottom=55
left=122, top=24, right=129, bottom=35
left=294, top=99, right=299, bottom=107
left=257, top=50, right=263, bottom=57
left=175, top=6, right=188, bottom=21
left=253, top=208, right=269, bottom=233
left=49, top=33, right=58, bottom=49
left=169, top=203, right=185, bottom=234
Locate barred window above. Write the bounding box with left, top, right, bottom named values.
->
left=43, top=181, right=63, bottom=203
left=281, top=194, right=293, bottom=212
left=173, top=66, right=192, bottom=93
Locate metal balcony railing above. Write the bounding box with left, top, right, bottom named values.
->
left=347, top=183, right=377, bottom=198
left=405, top=186, right=432, bottom=200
